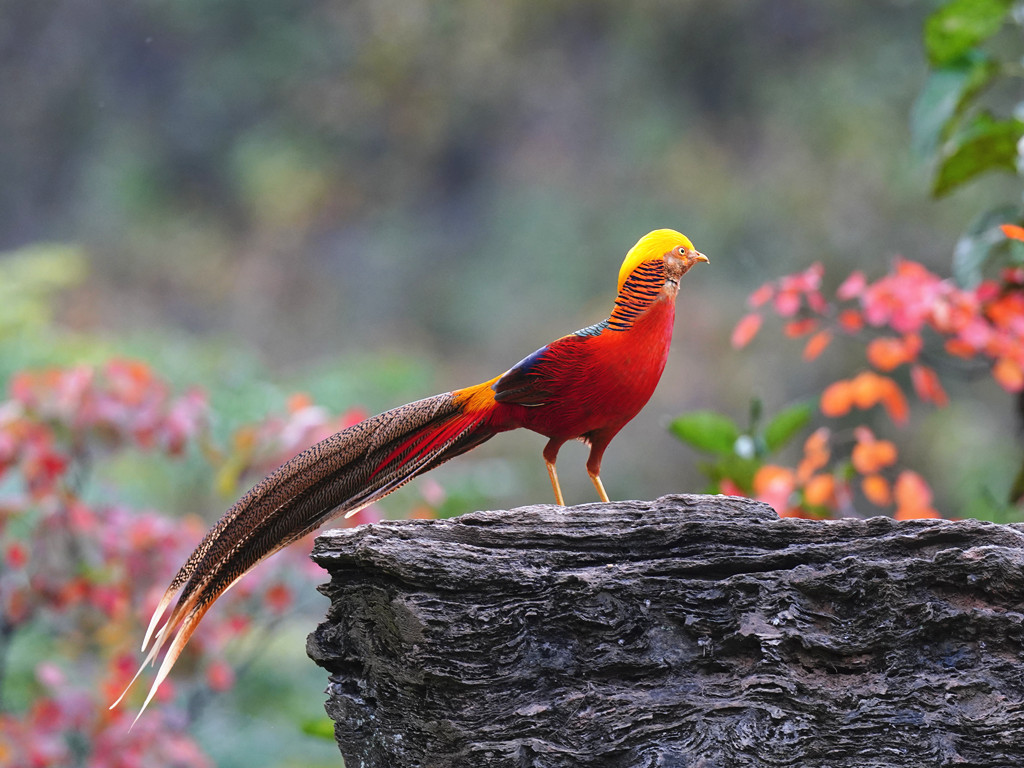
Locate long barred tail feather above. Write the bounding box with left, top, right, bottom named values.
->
left=113, top=392, right=497, bottom=721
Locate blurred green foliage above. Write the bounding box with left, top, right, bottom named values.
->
left=923, top=0, right=1015, bottom=66
left=0, top=245, right=85, bottom=338
left=912, top=0, right=1024, bottom=284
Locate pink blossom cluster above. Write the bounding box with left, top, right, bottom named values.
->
left=0, top=359, right=380, bottom=766
left=726, top=234, right=1024, bottom=520
left=735, top=249, right=1024, bottom=394
left=0, top=662, right=211, bottom=768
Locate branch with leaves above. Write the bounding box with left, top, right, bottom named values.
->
left=670, top=0, right=1024, bottom=522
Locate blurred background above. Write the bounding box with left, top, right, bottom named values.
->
left=8, top=0, right=1016, bottom=507
left=3, top=1, right=1022, bottom=765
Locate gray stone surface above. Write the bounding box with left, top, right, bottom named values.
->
left=307, top=494, right=1024, bottom=767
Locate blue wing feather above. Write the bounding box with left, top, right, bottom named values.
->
left=492, top=320, right=605, bottom=407
left=491, top=345, right=552, bottom=406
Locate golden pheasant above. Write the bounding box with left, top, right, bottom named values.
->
left=115, top=228, right=707, bottom=718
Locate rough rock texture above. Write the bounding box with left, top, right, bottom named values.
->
left=306, top=494, right=1024, bottom=767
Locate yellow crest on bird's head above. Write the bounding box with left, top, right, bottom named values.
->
left=617, top=229, right=695, bottom=291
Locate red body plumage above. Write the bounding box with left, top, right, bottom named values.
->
left=469, top=279, right=674, bottom=446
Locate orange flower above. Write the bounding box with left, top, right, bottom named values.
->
left=866, top=334, right=921, bottom=371
left=944, top=338, right=976, bottom=359
left=985, top=293, right=1024, bottom=329
left=910, top=365, right=949, bottom=407
left=821, top=379, right=854, bottom=417
left=803, top=330, right=832, bottom=361
left=851, top=427, right=898, bottom=474
left=861, top=474, right=892, bottom=506
left=106, top=359, right=156, bottom=406
left=785, top=318, right=819, bottom=338
left=797, top=427, right=831, bottom=483
left=822, top=372, right=910, bottom=426
left=731, top=312, right=763, bottom=349
left=1000, top=223, right=1024, bottom=242
left=877, top=377, right=910, bottom=425
left=850, top=371, right=884, bottom=409
left=867, top=338, right=905, bottom=371
left=838, top=309, right=864, bottom=333
left=753, top=465, right=796, bottom=516
left=993, top=357, right=1024, bottom=392
left=893, top=470, right=940, bottom=520
left=803, top=473, right=835, bottom=507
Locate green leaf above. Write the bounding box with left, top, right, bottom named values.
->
left=748, top=397, right=763, bottom=432
left=762, top=402, right=813, bottom=454
left=301, top=717, right=336, bottom=741
left=668, top=410, right=741, bottom=455
left=910, top=52, right=998, bottom=158
left=933, top=112, right=1024, bottom=197
left=923, top=0, right=1013, bottom=66
left=952, top=204, right=1022, bottom=287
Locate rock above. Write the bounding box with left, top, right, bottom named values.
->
left=306, top=494, right=1024, bottom=767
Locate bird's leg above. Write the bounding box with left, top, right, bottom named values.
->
left=589, top=472, right=610, bottom=503
left=543, top=438, right=566, bottom=506
left=546, top=460, right=565, bottom=506
left=586, top=434, right=614, bottom=503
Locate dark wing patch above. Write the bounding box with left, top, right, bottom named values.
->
left=492, top=345, right=554, bottom=406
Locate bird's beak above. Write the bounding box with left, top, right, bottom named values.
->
left=693, top=251, right=709, bottom=264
